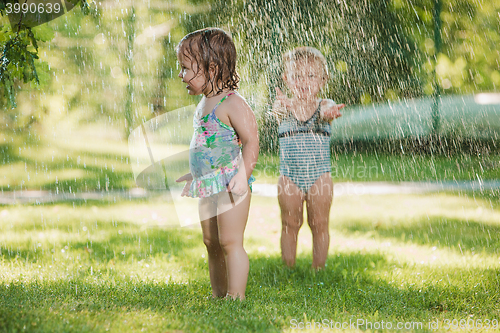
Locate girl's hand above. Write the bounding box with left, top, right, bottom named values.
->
left=320, top=100, right=345, bottom=121
left=275, top=87, right=292, bottom=108
left=272, top=87, right=292, bottom=119
left=227, top=172, right=248, bottom=196
left=176, top=173, right=193, bottom=197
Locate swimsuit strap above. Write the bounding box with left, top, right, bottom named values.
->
left=279, top=99, right=330, bottom=138
left=312, top=99, right=323, bottom=130
left=212, top=92, right=236, bottom=114
left=199, top=92, right=236, bottom=121
left=314, top=99, right=323, bottom=118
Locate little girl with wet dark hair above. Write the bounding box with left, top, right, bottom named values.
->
left=273, top=47, right=345, bottom=269
left=175, top=28, right=259, bottom=300
left=178, top=28, right=240, bottom=95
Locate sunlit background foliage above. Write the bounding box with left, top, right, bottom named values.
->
left=0, top=0, right=499, bottom=189
left=2, top=0, right=499, bottom=127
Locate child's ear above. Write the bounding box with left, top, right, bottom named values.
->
left=208, top=63, right=218, bottom=75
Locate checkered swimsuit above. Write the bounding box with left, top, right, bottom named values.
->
left=278, top=101, right=331, bottom=193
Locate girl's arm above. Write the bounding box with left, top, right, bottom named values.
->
left=271, top=87, right=291, bottom=124
left=225, top=96, right=259, bottom=196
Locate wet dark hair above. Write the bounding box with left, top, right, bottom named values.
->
left=177, top=28, right=239, bottom=95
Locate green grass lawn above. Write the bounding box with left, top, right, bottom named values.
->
left=1, top=122, right=499, bottom=331
left=1, top=193, right=499, bottom=332
left=2, top=3, right=500, bottom=330
left=253, top=151, right=500, bottom=184
left=2, top=126, right=500, bottom=192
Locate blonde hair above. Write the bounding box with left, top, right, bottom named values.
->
left=283, top=47, right=329, bottom=79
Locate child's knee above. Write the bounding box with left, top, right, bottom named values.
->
left=218, top=237, right=242, bottom=254
left=308, top=219, right=329, bottom=235
left=282, top=216, right=303, bottom=233
left=203, top=236, right=221, bottom=250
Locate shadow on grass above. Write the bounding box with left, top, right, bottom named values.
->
left=0, top=141, right=136, bottom=191
left=70, top=228, right=202, bottom=261
left=1, top=142, right=190, bottom=193
left=255, top=151, right=500, bottom=182
left=248, top=254, right=499, bottom=321
left=5, top=138, right=500, bottom=193
left=1, top=252, right=499, bottom=332
left=340, top=216, right=500, bottom=255
left=0, top=222, right=201, bottom=263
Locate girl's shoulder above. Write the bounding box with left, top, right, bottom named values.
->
left=207, top=91, right=256, bottom=135
left=226, top=91, right=246, bottom=103
left=219, top=91, right=252, bottom=115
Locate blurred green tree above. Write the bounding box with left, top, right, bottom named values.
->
left=0, top=0, right=96, bottom=115
left=180, top=0, right=423, bottom=152
left=391, top=0, right=500, bottom=94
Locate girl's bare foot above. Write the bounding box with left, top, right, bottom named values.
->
left=225, top=292, right=245, bottom=301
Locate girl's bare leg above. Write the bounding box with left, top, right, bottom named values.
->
left=199, top=197, right=227, bottom=297
left=278, top=175, right=305, bottom=267
left=217, top=189, right=251, bottom=300
left=305, top=172, right=333, bottom=269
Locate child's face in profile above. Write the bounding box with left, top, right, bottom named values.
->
left=283, top=59, right=326, bottom=99
left=177, top=49, right=209, bottom=96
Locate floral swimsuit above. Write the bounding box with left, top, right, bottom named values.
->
left=188, top=92, right=255, bottom=198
